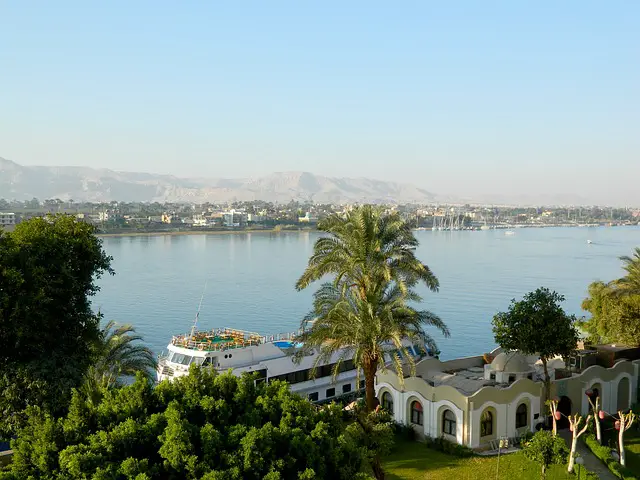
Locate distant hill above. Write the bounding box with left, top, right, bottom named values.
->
left=0, top=157, right=437, bottom=204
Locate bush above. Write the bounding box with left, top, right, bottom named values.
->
left=424, top=435, right=475, bottom=458
left=391, top=422, right=416, bottom=441
left=583, top=433, right=638, bottom=480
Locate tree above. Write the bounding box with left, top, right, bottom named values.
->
left=3, top=368, right=379, bottom=480
left=616, top=411, right=636, bottom=468
left=567, top=413, right=591, bottom=473
left=492, top=288, right=578, bottom=401
left=580, top=281, right=640, bottom=346
left=0, top=215, right=113, bottom=437
left=80, top=320, right=156, bottom=404
left=296, top=283, right=448, bottom=411
left=615, top=247, right=640, bottom=296
left=295, top=205, right=445, bottom=411
left=295, top=205, right=439, bottom=299
left=522, top=430, right=569, bottom=479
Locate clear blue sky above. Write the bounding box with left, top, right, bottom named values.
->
left=1, top=1, right=638, bottom=203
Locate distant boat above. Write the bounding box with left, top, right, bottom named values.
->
left=587, top=240, right=593, bottom=244
left=505, top=230, right=515, bottom=236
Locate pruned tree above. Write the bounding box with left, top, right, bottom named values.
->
left=567, top=413, right=591, bottom=473
left=522, top=430, right=569, bottom=480
left=585, top=390, right=603, bottom=444
left=616, top=411, right=637, bottom=467
left=547, top=398, right=559, bottom=436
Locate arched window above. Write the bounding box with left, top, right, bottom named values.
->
left=381, top=392, right=394, bottom=415
left=410, top=400, right=423, bottom=425
left=480, top=410, right=493, bottom=437
left=515, top=403, right=528, bottom=428
left=442, top=409, right=456, bottom=436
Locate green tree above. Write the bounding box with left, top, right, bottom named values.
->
left=295, top=205, right=439, bottom=299
left=580, top=281, right=640, bottom=346
left=81, top=320, right=157, bottom=404
left=0, top=215, right=113, bottom=437
left=522, top=430, right=569, bottom=479
left=492, top=288, right=578, bottom=401
left=295, top=205, right=446, bottom=411
left=615, top=247, right=640, bottom=296
left=297, top=283, right=448, bottom=412
left=3, top=368, right=379, bottom=480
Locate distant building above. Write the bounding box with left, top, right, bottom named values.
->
left=298, top=212, right=318, bottom=223
left=161, top=214, right=180, bottom=224
left=222, top=209, right=248, bottom=227
left=0, top=212, right=16, bottom=228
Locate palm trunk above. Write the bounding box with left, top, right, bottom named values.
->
left=364, top=362, right=378, bottom=412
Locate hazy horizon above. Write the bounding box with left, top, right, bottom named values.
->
left=1, top=2, right=638, bottom=205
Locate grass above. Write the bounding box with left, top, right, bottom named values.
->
left=383, top=440, right=592, bottom=480
left=625, top=429, right=640, bottom=474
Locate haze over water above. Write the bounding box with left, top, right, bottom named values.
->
left=94, top=227, right=640, bottom=360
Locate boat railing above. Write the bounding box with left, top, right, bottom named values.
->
left=170, top=327, right=302, bottom=351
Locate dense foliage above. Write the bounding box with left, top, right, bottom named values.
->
left=522, top=430, right=568, bottom=479
left=583, top=434, right=638, bottom=480
left=1, top=368, right=386, bottom=480
left=0, top=215, right=113, bottom=437
left=492, top=288, right=578, bottom=399
left=295, top=205, right=446, bottom=410
left=616, top=247, right=640, bottom=296
left=580, top=281, right=640, bottom=346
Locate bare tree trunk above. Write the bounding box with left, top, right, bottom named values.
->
left=568, top=413, right=591, bottom=473
left=568, top=436, right=577, bottom=473
left=594, top=411, right=602, bottom=444
left=619, top=427, right=626, bottom=467
left=541, top=359, right=551, bottom=403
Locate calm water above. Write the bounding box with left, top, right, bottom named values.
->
left=94, top=227, right=640, bottom=360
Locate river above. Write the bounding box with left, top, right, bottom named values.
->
left=94, top=226, right=640, bottom=360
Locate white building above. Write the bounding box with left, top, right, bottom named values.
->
left=0, top=213, right=16, bottom=227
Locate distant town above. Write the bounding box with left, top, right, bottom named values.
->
left=1, top=198, right=639, bottom=234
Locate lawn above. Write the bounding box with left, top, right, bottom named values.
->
left=383, top=440, right=592, bottom=480
left=625, top=429, right=640, bottom=474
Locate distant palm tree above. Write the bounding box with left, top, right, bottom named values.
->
left=83, top=321, right=156, bottom=398
left=295, top=205, right=447, bottom=411
left=616, top=247, right=640, bottom=295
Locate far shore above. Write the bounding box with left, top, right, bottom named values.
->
left=97, top=228, right=316, bottom=238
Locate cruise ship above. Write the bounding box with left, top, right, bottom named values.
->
left=156, top=326, right=430, bottom=403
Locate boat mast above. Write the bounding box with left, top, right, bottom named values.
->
left=190, top=281, right=208, bottom=338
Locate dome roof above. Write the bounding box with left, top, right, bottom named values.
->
left=490, top=352, right=531, bottom=373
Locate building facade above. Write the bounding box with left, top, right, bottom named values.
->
left=376, top=348, right=640, bottom=449
left=0, top=212, right=16, bottom=228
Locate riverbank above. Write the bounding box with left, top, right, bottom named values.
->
left=97, top=227, right=315, bottom=237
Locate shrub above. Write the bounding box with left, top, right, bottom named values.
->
left=424, top=435, right=475, bottom=458
left=583, top=433, right=638, bottom=480
left=391, top=422, right=416, bottom=441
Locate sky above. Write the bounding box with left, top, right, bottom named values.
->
left=1, top=1, right=638, bottom=204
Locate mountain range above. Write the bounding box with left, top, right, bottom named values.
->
left=0, top=157, right=439, bottom=204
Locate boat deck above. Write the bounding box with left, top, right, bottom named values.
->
left=171, top=327, right=299, bottom=352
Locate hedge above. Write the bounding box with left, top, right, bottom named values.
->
left=583, top=433, right=638, bottom=480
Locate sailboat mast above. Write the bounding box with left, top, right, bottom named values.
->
left=190, top=281, right=208, bottom=338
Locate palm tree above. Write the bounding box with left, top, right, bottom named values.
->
left=615, top=247, right=640, bottom=295
left=83, top=320, right=156, bottom=398
left=295, top=205, right=439, bottom=299
left=295, top=205, right=447, bottom=411
left=297, top=282, right=448, bottom=411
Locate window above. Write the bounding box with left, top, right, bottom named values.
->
left=202, top=357, right=212, bottom=366
left=359, top=380, right=365, bottom=389
left=308, top=392, right=319, bottom=402
left=342, top=383, right=352, bottom=393
left=442, top=409, right=456, bottom=436
left=381, top=392, right=394, bottom=413
left=527, top=373, right=533, bottom=380
left=508, top=374, right=516, bottom=383
left=481, top=410, right=493, bottom=437
left=490, top=373, right=496, bottom=381
left=410, top=401, right=423, bottom=425
left=326, top=388, right=335, bottom=398
left=516, top=403, right=527, bottom=428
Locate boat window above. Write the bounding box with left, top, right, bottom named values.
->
left=172, top=353, right=184, bottom=364
left=359, top=380, right=365, bottom=389
left=326, top=387, right=335, bottom=398
left=308, top=392, right=319, bottom=402
left=342, top=383, right=352, bottom=393
left=179, top=355, right=192, bottom=366
left=202, top=357, right=212, bottom=366
left=193, top=357, right=204, bottom=366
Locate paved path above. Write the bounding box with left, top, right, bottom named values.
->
left=558, top=430, right=616, bottom=480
